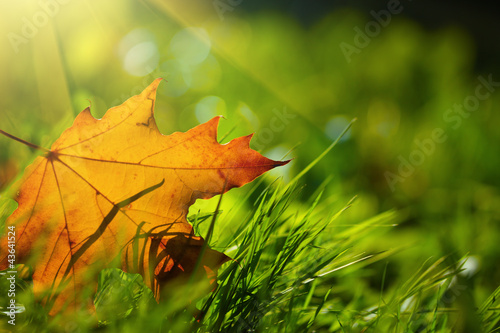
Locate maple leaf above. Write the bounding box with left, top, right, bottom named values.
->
left=0, top=79, right=289, bottom=315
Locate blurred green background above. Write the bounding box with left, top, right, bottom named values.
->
left=0, top=0, right=499, bottom=330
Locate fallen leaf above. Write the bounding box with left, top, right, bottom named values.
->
left=0, top=79, right=289, bottom=315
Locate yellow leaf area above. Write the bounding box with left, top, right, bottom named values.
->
left=0, top=79, right=288, bottom=315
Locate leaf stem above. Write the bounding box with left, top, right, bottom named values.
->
left=0, top=129, right=49, bottom=152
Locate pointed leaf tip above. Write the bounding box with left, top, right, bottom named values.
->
left=274, top=159, right=291, bottom=168
left=141, top=78, right=163, bottom=99
left=243, top=134, right=254, bottom=147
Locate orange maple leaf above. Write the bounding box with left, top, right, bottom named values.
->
left=0, top=79, right=289, bottom=315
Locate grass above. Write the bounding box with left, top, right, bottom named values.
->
left=1, top=124, right=499, bottom=333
